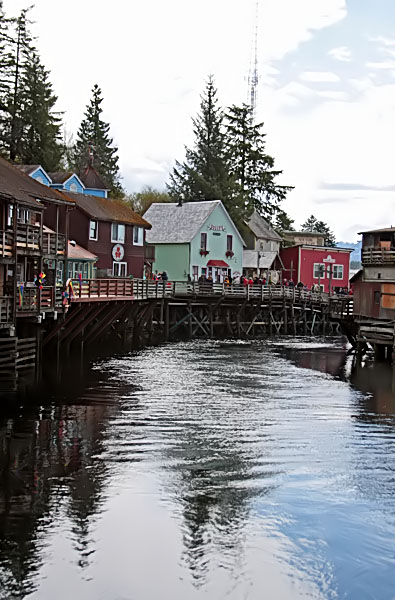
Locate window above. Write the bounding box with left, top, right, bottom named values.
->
left=17, top=208, right=30, bottom=224
left=192, top=266, right=198, bottom=280
left=111, top=223, right=125, bottom=243
left=332, top=265, right=344, bottom=279
left=313, top=263, right=325, bottom=279
left=227, top=235, right=233, bottom=251
left=374, top=291, right=380, bottom=305
left=7, top=205, right=13, bottom=227
left=89, top=220, right=98, bottom=240
left=113, top=261, right=127, bottom=277
left=69, top=183, right=78, bottom=192
left=201, top=233, right=207, bottom=250
left=133, top=226, right=143, bottom=246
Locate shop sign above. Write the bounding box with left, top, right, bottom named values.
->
left=112, top=244, right=125, bottom=261
left=208, top=224, right=226, bottom=232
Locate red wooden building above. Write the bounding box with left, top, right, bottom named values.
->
left=279, top=245, right=352, bottom=293
left=62, top=192, right=151, bottom=278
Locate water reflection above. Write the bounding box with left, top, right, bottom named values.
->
left=0, top=340, right=394, bottom=599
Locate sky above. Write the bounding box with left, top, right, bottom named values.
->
left=4, top=0, right=395, bottom=241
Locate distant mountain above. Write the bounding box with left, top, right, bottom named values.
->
left=337, top=241, right=362, bottom=263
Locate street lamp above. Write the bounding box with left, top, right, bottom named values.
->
left=323, top=255, right=336, bottom=295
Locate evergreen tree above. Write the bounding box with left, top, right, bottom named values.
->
left=301, top=214, right=336, bottom=247
left=224, top=103, right=293, bottom=223
left=18, top=53, right=63, bottom=171
left=73, top=84, right=122, bottom=196
left=167, top=76, right=234, bottom=205
left=274, top=209, right=295, bottom=233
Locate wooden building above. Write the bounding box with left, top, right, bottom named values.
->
left=63, top=192, right=150, bottom=278
left=282, top=230, right=326, bottom=247
left=241, top=211, right=282, bottom=279
left=279, top=245, right=352, bottom=293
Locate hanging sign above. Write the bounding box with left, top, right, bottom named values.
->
left=112, top=244, right=124, bottom=261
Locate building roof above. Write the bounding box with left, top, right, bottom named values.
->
left=283, top=230, right=325, bottom=237
left=68, top=241, right=97, bottom=261
left=48, top=171, right=74, bottom=184
left=358, top=227, right=395, bottom=235
left=245, top=211, right=282, bottom=242
left=284, top=244, right=353, bottom=252
left=64, top=191, right=151, bottom=227
left=243, top=249, right=278, bottom=269
left=79, top=165, right=108, bottom=190
left=15, top=164, right=41, bottom=176
left=0, top=157, right=72, bottom=208
left=145, top=200, right=245, bottom=245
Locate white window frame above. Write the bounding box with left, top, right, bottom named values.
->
left=69, top=182, right=78, bottom=192
left=111, top=223, right=125, bottom=243
left=133, top=226, right=143, bottom=246
left=313, top=263, right=326, bottom=279
left=332, top=264, right=344, bottom=280
left=89, top=220, right=98, bottom=241
left=112, top=261, right=127, bottom=277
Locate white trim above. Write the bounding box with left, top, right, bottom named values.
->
left=332, top=264, right=344, bottom=280
left=89, top=219, right=98, bottom=241
left=133, top=226, right=143, bottom=246
left=112, top=261, right=127, bottom=277
left=111, top=223, right=125, bottom=243
left=63, top=173, right=86, bottom=190
left=313, top=262, right=326, bottom=279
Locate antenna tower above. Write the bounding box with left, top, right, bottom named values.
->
left=248, top=0, right=259, bottom=120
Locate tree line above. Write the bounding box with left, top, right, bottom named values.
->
left=0, top=4, right=336, bottom=244
left=0, top=3, right=121, bottom=194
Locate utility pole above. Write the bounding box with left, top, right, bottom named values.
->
left=248, top=0, right=259, bottom=120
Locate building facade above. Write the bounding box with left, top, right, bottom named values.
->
left=145, top=201, right=245, bottom=281
left=241, top=211, right=282, bottom=278
left=280, top=245, right=352, bottom=293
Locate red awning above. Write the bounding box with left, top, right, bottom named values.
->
left=207, top=260, right=229, bottom=268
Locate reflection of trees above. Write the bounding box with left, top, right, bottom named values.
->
left=349, top=360, right=395, bottom=417
left=165, top=421, right=278, bottom=587
left=0, top=382, right=117, bottom=598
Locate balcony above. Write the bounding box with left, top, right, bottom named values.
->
left=0, top=230, right=14, bottom=258
left=16, top=223, right=40, bottom=254
left=362, top=247, right=395, bottom=265
left=42, top=231, right=66, bottom=256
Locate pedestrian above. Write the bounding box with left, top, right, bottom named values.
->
left=162, top=270, right=168, bottom=281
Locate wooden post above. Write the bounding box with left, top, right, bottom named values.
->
left=164, top=300, right=170, bottom=341
left=209, top=305, right=214, bottom=338
left=188, top=303, right=193, bottom=339
left=283, top=302, right=288, bottom=335
left=303, top=303, right=308, bottom=335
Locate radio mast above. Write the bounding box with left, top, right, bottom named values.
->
left=248, top=0, right=259, bottom=120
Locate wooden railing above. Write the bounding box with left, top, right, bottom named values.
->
left=0, top=297, right=13, bottom=324
left=17, top=285, right=55, bottom=312
left=69, top=278, right=134, bottom=300
left=362, top=248, right=395, bottom=264
left=0, top=230, right=14, bottom=258
left=43, top=231, right=66, bottom=256
left=16, top=223, right=40, bottom=252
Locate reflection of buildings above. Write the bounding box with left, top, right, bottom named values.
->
left=350, top=361, right=395, bottom=416
left=0, top=377, right=118, bottom=597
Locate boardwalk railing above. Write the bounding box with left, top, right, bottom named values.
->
left=17, top=285, right=55, bottom=313
left=362, top=248, right=395, bottom=264
left=43, top=231, right=66, bottom=256
left=68, top=278, right=337, bottom=304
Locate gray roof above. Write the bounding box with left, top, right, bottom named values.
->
left=358, top=227, right=395, bottom=234
left=245, top=211, right=282, bottom=242
left=145, top=200, right=221, bottom=243
left=283, top=230, right=325, bottom=237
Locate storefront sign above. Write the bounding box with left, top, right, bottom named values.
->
left=112, top=244, right=125, bottom=261
left=208, top=224, right=226, bottom=232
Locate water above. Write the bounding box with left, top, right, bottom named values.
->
left=0, top=339, right=395, bottom=600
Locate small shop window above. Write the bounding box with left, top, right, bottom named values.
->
left=333, top=265, right=344, bottom=280
left=113, top=261, right=127, bottom=277
left=17, top=207, right=30, bottom=224
left=111, top=223, right=125, bottom=243
left=133, top=226, right=143, bottom=246
left=227, top=235, right=233, bottom=251
left=374, top=291, right=380, bottom=305
left=313, top=263, right=325, bottom=279
left=89, top=220, right=98, bottom=240
left=192, top=266, right=198, bottom=280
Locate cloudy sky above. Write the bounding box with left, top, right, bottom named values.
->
left=5, top=0, right=395, bottom=241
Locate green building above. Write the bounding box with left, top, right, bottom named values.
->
left=145, top=200, right=245, bottom=281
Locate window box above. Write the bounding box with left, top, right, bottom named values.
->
left=200, top=249, right=209, bottom=256
left=225, top=250, right=234, bottom=258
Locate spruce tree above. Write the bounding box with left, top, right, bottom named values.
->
left=301, top=215, right=336, bottom=247
left=73, top=84, right=122, bottom=196
left=19, top=53, right=63, bottom=171
left=224, top=103, right=293, bottom=223
left=167, top=76, right=234, bottom=205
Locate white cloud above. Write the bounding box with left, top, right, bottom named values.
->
left=328, top=46, right=352, bottom=62
left=300, top=71, right=341, bottom=82
left=366, top=61, right=395, bottom=70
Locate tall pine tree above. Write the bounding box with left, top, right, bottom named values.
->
left=167, top=76, right=234, bottom=205
left=224, top=103, right=293, bottom=223
left=19, top=52, right=63, bottom=171
left=73, top=84, right=122, bottom=196
left=301, top=215, right=336, bottom=247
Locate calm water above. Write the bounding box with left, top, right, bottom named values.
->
left=0, top=339, right=395, bottom=600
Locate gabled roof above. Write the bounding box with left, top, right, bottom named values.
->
left=48, top=171, right=85, bottom=190
left=64, top=191, right=151, bottom=227
left=245, top=211, right=281, bottom=242
left=68, top=241, right=97, bottom=261
left=145, top=200, right=245, bottom=245
left=15, top=164, right=41, bottom=176
left=0, top=157, right=73, bottom=207
left=79, top=166, right=109, bottom=190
